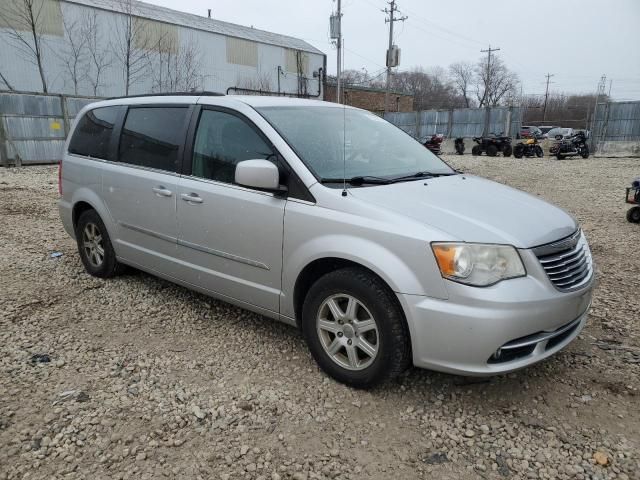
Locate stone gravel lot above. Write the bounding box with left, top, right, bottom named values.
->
left=1, top=155, right=639, bottom=480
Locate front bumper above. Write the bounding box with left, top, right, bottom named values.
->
left=398, top=249, right=594, bottom=376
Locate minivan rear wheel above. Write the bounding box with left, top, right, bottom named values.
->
left=76, top=209, right=122, bottom=278
left=301, top=267, right=411, bottom=388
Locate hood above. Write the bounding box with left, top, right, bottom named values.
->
left=347, top=175, right=577, bottom=248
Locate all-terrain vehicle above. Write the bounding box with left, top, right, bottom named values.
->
left=626, top=179, right=640, bottom=223
left=471, top=133, right=512, bottom=157
left=514, top=137, right=544, bottom=158
left=423, top=134, right=444, bottom=156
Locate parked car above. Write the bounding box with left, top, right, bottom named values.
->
left=538, top=125, right=559, bottom=139
left=59, top=94, right=594, bottom=388
left=538, top=126, right=557, bottom=135
left=547, top=127, right=574, bottom=139
left=517, top=126, right=543, bottom=139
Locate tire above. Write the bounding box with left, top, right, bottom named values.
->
left=486, top=144, right=498, bottom=157
left=301, top=267, right=411, bottom=389
left=556, top=154, right=565, bottom=160
left=513, top=145, right=524, bottom=159
left=627, top=206, right=640, bottom=223
left=502, top=144, right=512, bottom=157
left=471, top=145, right=482, bottom=156
left=75, top=209, right=123, bottom=278
left=580, top=145, right=590, bottom=159
left=535, top=145, right=544, bottom=158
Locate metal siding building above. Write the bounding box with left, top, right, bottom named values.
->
left=0, top=0, right=326, bottom=98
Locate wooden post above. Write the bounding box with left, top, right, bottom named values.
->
left=60, top=94, right=70, bottom=137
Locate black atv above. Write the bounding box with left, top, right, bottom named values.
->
left=471, top=133, right=512, bottom=157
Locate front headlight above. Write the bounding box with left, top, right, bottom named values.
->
left=431, top=243, right=525, bottom=287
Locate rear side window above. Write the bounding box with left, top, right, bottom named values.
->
left=68, top=106, right=119, bottom=159
left=118, top=107, right=188, bottom=172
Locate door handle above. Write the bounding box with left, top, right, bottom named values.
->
left=181, top=193, right=203, bottom=204
left=152, top=186, right=173, bottom=197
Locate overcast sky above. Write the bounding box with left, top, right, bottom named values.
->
left=146, top=0, right=640, bottom=100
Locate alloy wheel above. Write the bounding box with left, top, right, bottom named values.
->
left=316, top=294, right=379, bottom=371
left=82, top=222, right=104, bottom=267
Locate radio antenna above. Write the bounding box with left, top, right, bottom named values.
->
left=341, top=38, right=347, bottom=197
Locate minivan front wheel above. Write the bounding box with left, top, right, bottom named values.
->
left=302, top=267, right=411, bottom=388
left=76, top=209, right=122, bottom=278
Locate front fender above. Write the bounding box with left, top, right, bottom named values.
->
left=281, top=232, right=449, bottom=319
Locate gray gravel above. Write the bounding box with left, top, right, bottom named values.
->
left=1, top=156, right=639, bottom=480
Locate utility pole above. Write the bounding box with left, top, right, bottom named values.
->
left=479, top=45, right=500, bottom=107
left=542, top=73, right=554, bottom=122
left=383, top=0, right=407, bottom=115
left=480, top=45, right=499, bottom=135
left=330, top=1, right=343, bottom=104
left=590, top=74, right=607, bottom=151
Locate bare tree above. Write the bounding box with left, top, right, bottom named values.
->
left=150, top=36, right=202, bottom=92
left=56, top=16, right=88, bottom=95
left=83, top=11, right=113, bottom=96
left=474, top=55, right=519, bottom=107
left=449, top=61, right=474, bottom=108
left=391, top=67, right=464, bottom=110
left=235, top=70, right=273, bottom=94
left=0, top=71, right=14, bottom=90
left=522, top=93, right=603, bottom=129
left=0, top=0, right=49, bottom=92
left=112, top=0, right=153, bottom=95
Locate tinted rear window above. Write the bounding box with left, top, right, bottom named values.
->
left=68, top=106, right=119, bottom=159
left=118, top=107, right=188, bottom=172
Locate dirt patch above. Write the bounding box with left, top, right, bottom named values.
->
left=0, top=159, right=638, bottom=480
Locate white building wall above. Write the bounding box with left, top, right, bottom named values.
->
left=0, top=0, right=324, bottom=98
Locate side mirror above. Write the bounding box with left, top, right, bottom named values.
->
left=235, top=159, right=282, bottom=192
left=555, top=134, right=563, bottom=140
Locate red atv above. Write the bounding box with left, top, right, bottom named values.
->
left=423, top=134, right=444, bottom=156
left=627, top=179, right=640, bottom=223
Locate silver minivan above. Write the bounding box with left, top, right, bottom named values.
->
left=59, top=94, right=594, bottom=388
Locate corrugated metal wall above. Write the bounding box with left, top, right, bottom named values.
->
left=0, top=92, right=97, bottom=165
left=592, top=101, right=640, bottom=141
left=385, top=107, right=523, bottom=140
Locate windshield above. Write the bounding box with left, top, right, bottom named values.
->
left=256, top=106, right=454, bottom=182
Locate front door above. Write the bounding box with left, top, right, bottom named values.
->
left=176, top=108, right=286, bottom=313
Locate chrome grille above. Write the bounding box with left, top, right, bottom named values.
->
left=533, top=230, right=593, bottom=291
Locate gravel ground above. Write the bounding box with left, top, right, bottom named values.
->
left=1, top=156, right=639, bottom=480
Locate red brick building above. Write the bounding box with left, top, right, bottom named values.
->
left=324, top=82, right=414, bottom=114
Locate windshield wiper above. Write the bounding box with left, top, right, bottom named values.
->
left=319, top=176, right=393, bottom=186
left=389, top=171, right=457, bottom=183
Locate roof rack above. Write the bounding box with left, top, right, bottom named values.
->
left=108, top=91, right=224, bottom=100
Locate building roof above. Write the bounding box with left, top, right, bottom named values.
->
left=64, top=0, right=325, bottom=56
